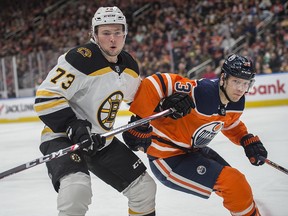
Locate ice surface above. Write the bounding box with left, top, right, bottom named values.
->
left=0, top=106, right=287, bottom=216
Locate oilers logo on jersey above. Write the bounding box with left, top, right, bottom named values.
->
left=196, top=165, right=207, bottom=175
left=192, top=122, right=224, bottom=148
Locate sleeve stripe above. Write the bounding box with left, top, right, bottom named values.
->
left=34, top=98, right=68, bottom=113
left=35, top=97, right=65, bottom=104
left=163, top=73, right=173, bottom=96
left=222, top=119, right=240, bottom=130
left=155, top=73, right=167, bottom=95
left=41, top=127, right=66, bottom=143
left=147, top=76, right=164, bottom=98
left=36, top=90, right=62, bottom=97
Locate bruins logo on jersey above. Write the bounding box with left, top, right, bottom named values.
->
left=70, top=153, right=81, bottom=163
left=98, top=91, right=124, bottom=130
left=77, top=47, right=92, bottom=58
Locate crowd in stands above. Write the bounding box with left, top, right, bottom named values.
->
left=0, top=0, right=287, bottom=98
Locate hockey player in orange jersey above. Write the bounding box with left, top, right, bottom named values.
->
left=122, top=54, right=268, bottom=216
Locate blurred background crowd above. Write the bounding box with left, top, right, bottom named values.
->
left=0, top=0, right=287, bottom=98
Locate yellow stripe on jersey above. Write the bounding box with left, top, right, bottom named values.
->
left=89, top=67, right=112, bottom=76
left=88, top=66, right=138, bottom=78
left=41, top=126, right=53, bottom=135
left=41, top=127, right=67, bottom=143
left=128, top=208, right=155, bottom=215
left=34, top=98, right=68, bottom=112
left=123, top=68, right=138, bottom=78
left=36, top=90, right=62, bottom=97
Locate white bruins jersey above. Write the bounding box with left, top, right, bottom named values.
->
left=34, top=42, right=141, bottom=146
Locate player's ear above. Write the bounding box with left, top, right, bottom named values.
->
left=91, top=26, right=99, bottom=44
left=219, top=73, right=225, bottom=85
left=94, top=35, right=98, bottom=43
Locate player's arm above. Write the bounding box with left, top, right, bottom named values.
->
left=123, top=73, right=195, bottom=152
left=34, top=49, right=93, bottom=133
left=222, top=119, right=268, bottom=166
left=34, top=59, right=104, bottom=155
left=130, top=73, right=195, bottom=118
left=122, top=92, right=195, bottom=152
left=34, top=70, right=78, bottom=133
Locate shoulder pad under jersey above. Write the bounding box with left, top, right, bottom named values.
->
left=117, top=50, right=140, bottom=76
left=195, top=79, right=245, bottom=114
left=226, top=96, right=245, bottom=111
left=194, top=79, right=221, bottom=115
left=65, top=43, right=109, bottom=75
left=65, top=43, right=139, bottom=76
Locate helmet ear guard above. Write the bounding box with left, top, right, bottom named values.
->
left=91, top=6, right=127, bottom=39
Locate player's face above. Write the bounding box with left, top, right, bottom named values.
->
left=224, top=76, right=251, bottom=102
left=96, top=24, right=125, bottom=60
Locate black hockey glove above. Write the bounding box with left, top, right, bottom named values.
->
left=66, top=119, right=105, bottom=156
left=240, top=134, right=268, bottom=166
left=122, top=115, right=152, bottom=152
left=160, top=92, right=195, bottom=120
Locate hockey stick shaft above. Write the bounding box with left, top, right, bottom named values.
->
left=0, top=109, right=173, bottom=180
left=101, top=108, right=173, bottom=138
left=259, top=156, right=288, bottom=175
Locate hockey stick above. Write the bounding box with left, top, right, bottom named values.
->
left=259, top=156, right=288, bottom=175
left=0, top=108, right=173, bottom=180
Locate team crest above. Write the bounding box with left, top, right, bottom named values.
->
left=70, top=153, right=81, bottom=163
left=98, top=91, right=123, bottom=130
left=77, top=47, right=92, bottom=58
left=192, top=122, right=224, bottom=148
left=197, top=165, right=206, bottom=175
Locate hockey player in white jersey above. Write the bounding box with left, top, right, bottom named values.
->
left=34, top=6, right=156, bottom=216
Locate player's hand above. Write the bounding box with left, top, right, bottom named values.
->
left=66, top=119, right=105, bottom=156
left=122, top=115, right=152, bottom=152
left=83, top=133, right=105, bottom=156
left=240, top=134, right=268, bottom=166
left=160, top=92, right=195, bottom=119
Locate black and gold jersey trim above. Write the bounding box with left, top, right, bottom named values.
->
left=65, top=42, right=139, bottom=77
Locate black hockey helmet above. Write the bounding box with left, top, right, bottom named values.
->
left=221, top=54, right=255, bottom=80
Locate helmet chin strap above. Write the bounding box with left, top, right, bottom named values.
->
left=219, top=80, right=233, bottom=103
left=92, top=35, right=106, bottom=54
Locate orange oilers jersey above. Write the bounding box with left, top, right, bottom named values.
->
left=129, top=73, right=249, bottom=158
